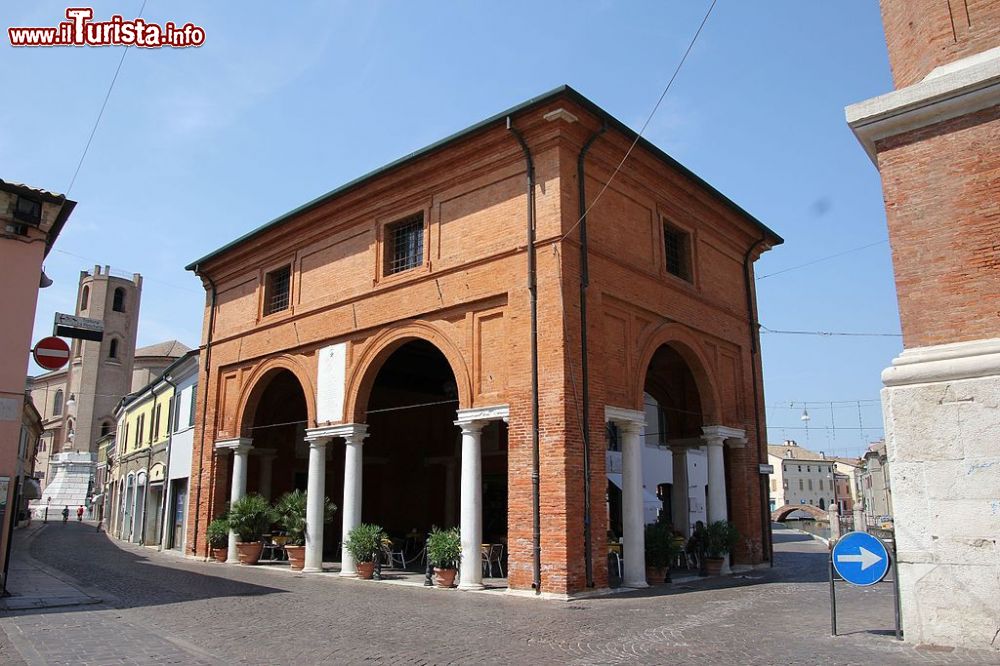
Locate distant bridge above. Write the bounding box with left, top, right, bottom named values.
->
left=771, top=504, right=829, bottom=522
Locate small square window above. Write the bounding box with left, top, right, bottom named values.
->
left=663, top=222, right=691, bottom=281
left=385, top=213, right=424, bottom=275
left=263, top=265, right=291, bottom=316
left=14, top=196, right=41, bottom=225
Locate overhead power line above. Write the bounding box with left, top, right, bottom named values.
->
left=560, top=0, right=718, bottom=244
left=756, top=239, right=889, bottom=280
left=760, top=325, right=901, bottom=338
left=66, top=0, right=149, bottom=195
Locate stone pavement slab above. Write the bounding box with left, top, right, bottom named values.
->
left=0, top=524, right=100, bottom=612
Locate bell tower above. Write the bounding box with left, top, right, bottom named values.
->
left=62, top=265, right=142, bottom=455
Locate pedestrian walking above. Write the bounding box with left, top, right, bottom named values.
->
left=61, top=506, right=69, bottom=524
left=77, top=505, right=84, bottom=522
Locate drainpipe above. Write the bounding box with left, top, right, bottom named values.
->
left=507, top=117, right=541, bottom=594
left=158, top=375, right=178, bottom=550
left=743, top=237, right=771, bottom=566
left=191, top=266, right=217, bottom=558
left=577, top=122, right=606, bottom=588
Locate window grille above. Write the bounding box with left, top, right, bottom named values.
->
left=264, top=265, right=291, bottom=315
left=663, top=222, right=691, bottom=280
left=386, top=214, right=424, bottom=275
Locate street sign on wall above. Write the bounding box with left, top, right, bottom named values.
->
left=832, top=531, right=891, bottom=586
left=53, top=312, right=104, bottom=342
left=32, top=336, right=71, bottom=371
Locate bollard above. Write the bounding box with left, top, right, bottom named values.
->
left=828, top=507, right=842, bottom=541
left=43, top=507, right=48, bottom=523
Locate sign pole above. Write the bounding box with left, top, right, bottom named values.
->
left=890, top=539, right=902, bottom=640
left=829, top=553, right=838, bottom=636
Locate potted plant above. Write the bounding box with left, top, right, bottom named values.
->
left=274, top=489, right=337, bottom=571
left=426, top=526, right=461, bottom=588
left=644, top=522, right=681, bottom=584
left=227, top=493, right=275, bottom=565
left=703, top=520, right=739, bottom=576
left=345, top=523, right=387, bottom=579
left=207, top=517, right=230, bottom=562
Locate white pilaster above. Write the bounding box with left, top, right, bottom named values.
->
left=456, top=420, right=485, bottom=590
left=215, top=438, right=252, bottom=563
left=302, top=436, right=330, bottom=573
left=670, top=448, right=690, bottom=536
left=255, top=449, right=277, bottom=501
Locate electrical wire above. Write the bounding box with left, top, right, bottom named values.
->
left=760, top=325, right=901, bottom=338
left=65, top=0, right=149, bottom=196
left=756, top=239, right=888, bottom=280
left=559, top=0, right=718, bottom=245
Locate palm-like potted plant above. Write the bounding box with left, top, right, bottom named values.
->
left=644, top=522, right=682, bottom=584
left=426, top=526, right=461, bottom=588
left=703, top=520, right=739, bottom=576
left=227, top=493, right=275, bottom=565
left=207, top=517, right=230, bottom=562
left=345, top=523, right=387, bottom=579
left=274, top=489, right=337, bottom=571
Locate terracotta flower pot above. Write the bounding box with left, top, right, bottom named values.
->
left=434, top=567, right=457, bottom=588
left=211, top=547, right=228, bottom=563
left=704, top=557, right=725, bottom=576
left=236, top=541, right=263, bottom=565
left=285, top=545, right=305, bottom=570
left=645, top=566, right=668, bottom=585
left=356, top=561, right=375, bottom=579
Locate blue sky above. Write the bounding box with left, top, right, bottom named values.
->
left=4, top=1, right=897, bottom=457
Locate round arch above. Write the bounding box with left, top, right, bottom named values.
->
left=235, top=355, right=317, bottom=436
left=343, top=320, right=473, bottom=424
left=634, top=323, right=722, bottom=425
left=771, top=504, right=829, bottom=522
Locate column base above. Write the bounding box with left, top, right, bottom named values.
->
left=339, top=570, right=358, bottom=578
left=458, top=582, right=485, bottom=591
left=300, top=567, right=324, bottom=574
left=623, top=580, right=649, bottom=589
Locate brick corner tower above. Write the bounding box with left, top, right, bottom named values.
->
left=846, top=0, right=1000, bottom=652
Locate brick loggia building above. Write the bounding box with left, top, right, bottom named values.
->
left=185, top=86, right=782, bottom=595
left=846, top=1, right=1000, bottom=651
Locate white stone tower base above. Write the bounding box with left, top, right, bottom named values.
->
left=881, top=338, right=1000, bottom=652
left=30, top=450, right=95, bottom=519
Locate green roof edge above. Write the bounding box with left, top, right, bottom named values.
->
left=186, top=84, right=782, bottom=272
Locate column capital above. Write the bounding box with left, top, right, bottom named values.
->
left=455, top=404, right=510, bottom=424
left=305, top=423, right=368, bottom=445
left=604, top=405, right=646, bottom=429
left=702, top=425, right=747, bottom=448
left=215, top=437, right=252, bottom=454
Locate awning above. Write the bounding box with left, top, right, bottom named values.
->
left=607, top=473, right=661, bottom=505
left=21, top=477, right=42, bottom=500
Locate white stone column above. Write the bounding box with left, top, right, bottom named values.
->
left=256, top=449, right=276, bottom=501
left=620, top=420, right=647, bottom=588
left=456, top=419, right=485, bottom=590
left=304, top=424, right=368, bottom=578
left=702, top=425, right=745, bottom=574
left=670, top=448, right=690, bottom=536
left=303, top=437, right=330, bottom=573
left=215, top=438, right=252, bottom=564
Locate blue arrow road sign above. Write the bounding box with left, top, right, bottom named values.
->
left=832, top=531, right=890, bottom=586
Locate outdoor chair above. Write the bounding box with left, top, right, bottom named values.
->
left=481, top=543, right=504, bottom=578
left=607, top=543, right=623, bottom=580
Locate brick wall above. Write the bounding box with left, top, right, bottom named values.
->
left=876, top=106, right=1000, bottom=348
left=880, top=0, right=1000, bottom=88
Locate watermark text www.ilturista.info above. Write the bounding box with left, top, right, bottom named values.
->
left=8, top=8, right=205, bottom=47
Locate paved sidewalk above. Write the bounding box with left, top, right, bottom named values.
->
left=0, top=523, right=100, bottom=612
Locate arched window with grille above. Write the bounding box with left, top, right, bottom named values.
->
left=53, top=389, right=64, bottom=416
left=113, top=287, right=126, bottom=312
left=80, top=285, right=90, bottom=311
left=109, top=338, right=119, bottom=359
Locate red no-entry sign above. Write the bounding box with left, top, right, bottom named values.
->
left=32, top=336, right=71, bottom=371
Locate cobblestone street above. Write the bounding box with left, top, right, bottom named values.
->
left=1, top=523, right=996, bottom=665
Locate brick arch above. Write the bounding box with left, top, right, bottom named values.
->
left=235, top=355, right=317, bottom=436
left=771, top=503, right=828, bottom=521
left=343, top=320, right=473, bottom=424
left=634, top=322, right=722, bottom=424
